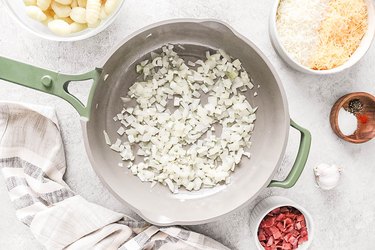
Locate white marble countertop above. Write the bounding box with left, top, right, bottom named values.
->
left=0, top=0, right=374, bottom=249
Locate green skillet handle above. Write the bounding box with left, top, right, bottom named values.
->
left=0, top=56, right=102, bottom=120
left=268, top=119, right=312, bottom=188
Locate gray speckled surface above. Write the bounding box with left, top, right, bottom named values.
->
left=0, top=0, right=375, bottom=249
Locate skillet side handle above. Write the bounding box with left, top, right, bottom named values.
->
left=0, top=56, right=102, bottom=119
left=268, top=119, right=312, bottom=188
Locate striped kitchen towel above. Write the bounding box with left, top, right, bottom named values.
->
left=0, top=102, right=230, bottom=250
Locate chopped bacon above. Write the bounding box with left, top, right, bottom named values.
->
left=284, top=226, right=293, bottom=234
left=285, top=212, right=296, bottom=219
left=280, top=207, right=289, bottom=213
left=264, top=227, right=273, bottom=237
left=269, top=226, right=282, bottom=239
left=259, top=229, right=267, bottom=241
left=267, top=236, right=274, bottom=246
left=282, top=242, right=293, bottom=250
left=257, top=206, right=309, bottom=250
left=296, top=215, right=304, bottom=222
left=263, top=217, right=276, bottom=228
left=271, top=208, right=281, bottom=214
left=283, top=218, right=293, bottom=228
left=298, top=236, right=308, bottom=245
left=283, top=233, right=292, bottom=242
left=276, top=213, right=286, bottom=221
left=300, top=228, right=308, bottom=237
left=276, top=222, right=285, bottom=231
left=265, top=246, right=277, bottom=250
left=289, top=236, right=298, bottom=246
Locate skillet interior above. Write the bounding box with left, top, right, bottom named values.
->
left=84, top=20, right=289, bottom=225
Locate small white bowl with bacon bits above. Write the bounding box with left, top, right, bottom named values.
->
left=269, top=0, right=375, bottom=74
left=2, top=0, right=125, bottom=41
left=250, top=196, right=314, bottom=250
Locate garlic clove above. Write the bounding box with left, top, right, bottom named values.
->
left=314, top=163, right=342, bottom=190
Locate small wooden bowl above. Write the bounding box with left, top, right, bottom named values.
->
left=330, top=92, right=375, bottom=143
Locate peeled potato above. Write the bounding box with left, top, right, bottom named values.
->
left=54, top=0, right=73, bottom=4
left=104, top=0, right=119, bottom=15
left=51, top=1, right=72, bottom=18
left=48, top=19, right=71, bottom=36
left=86, top=0, right=101, bottom=25
left=42, top=14, right=54, bottom=25
left=77, top=0, right=87, bottom=7
left=70, top=22, right=87, bottom=33
left=23, top=0, right=37, bottom=6
left=37, top=0, right=51, bottom=11
left=100, top=6, right=107, bottom=19
left=61, top=17, right=74, bottom=24
left=71, top=0, right=78, bottom=7
left=70, top=7, right=86, bottom=23
left=26, top=6, right=47, bottom=21
left=87, top=18, right=100, bottom=28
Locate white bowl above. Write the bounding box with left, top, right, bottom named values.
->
left=250, top=196, right=314, bottom=250
left=2, top=0, right=125, bottom=41
left=269, top=0, right=375, bottom=75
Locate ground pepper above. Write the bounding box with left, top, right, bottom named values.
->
left=348, top=99, right=363, bottom=113
left=347, top=99, right=368, bottom=125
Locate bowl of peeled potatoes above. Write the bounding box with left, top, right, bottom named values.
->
left=2, top=0, right=125, bottom=41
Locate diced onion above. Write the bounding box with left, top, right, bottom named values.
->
left=105, top=45, right=258, bottom=193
